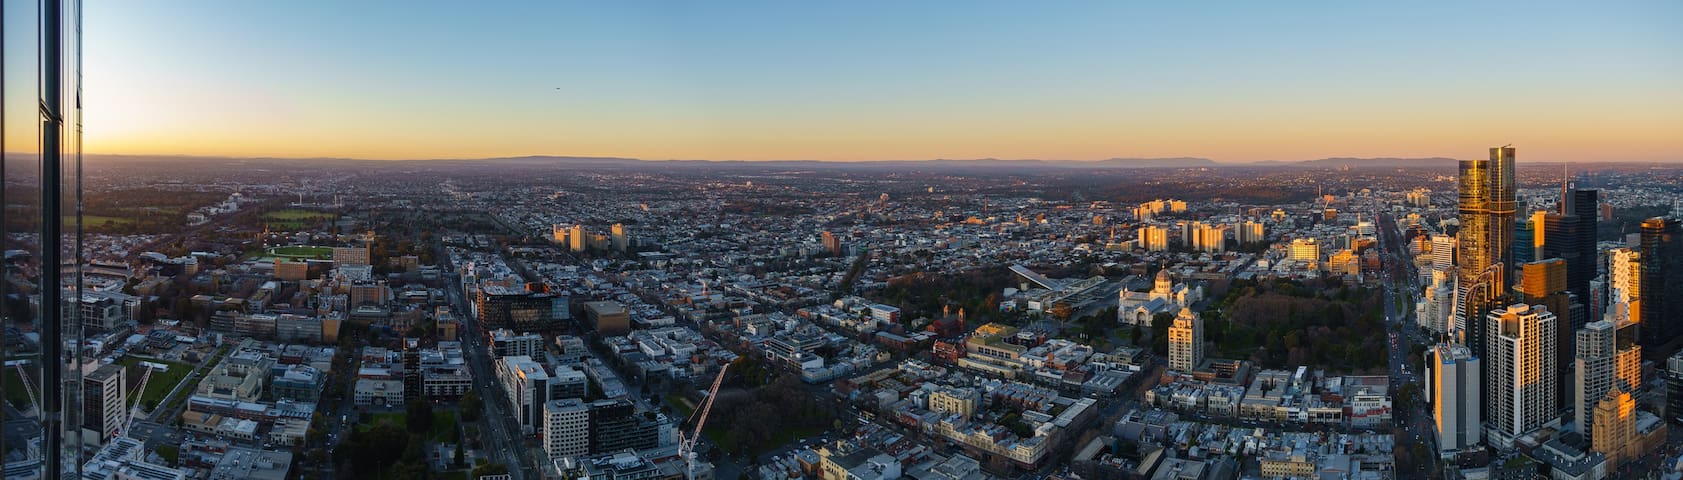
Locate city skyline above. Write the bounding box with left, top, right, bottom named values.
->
left=72, top=0, right=1683, bottom=162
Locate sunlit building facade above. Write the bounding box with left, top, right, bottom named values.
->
left=1457, top=146, right=1516, bottom=365
left=1486, top=303, right=1558, bottom=449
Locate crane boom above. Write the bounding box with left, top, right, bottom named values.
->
left=680, top=363, right=729, bottom=480
left=14, top=363, right=40, bottom=415
left=122, top=363, right=154, bottom=439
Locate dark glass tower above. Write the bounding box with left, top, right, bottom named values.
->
left=2, top=0, right=86, bottom=478
left=1640, top=217, right=1681, bottom=354
left=1542, top=187, right=1599, bottom=318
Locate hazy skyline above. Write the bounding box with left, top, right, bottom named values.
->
left=83, top=1, right=1683, bottom=162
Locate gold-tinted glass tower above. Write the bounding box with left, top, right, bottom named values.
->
left=1457, top=146, right=1516, bottom=361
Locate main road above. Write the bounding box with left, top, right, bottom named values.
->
left=441, top=258, right=539, bottom=480
left=1374, top=208, right=1438, bottom=476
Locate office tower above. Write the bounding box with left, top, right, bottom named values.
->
left=499, top=356, right=552, bottom=434
left=1137, top=225, right=1169, bottom=252
left=1236, top=221, right=1265, bottom=245
left=1486, top=303, right=1558, bottom=449
left=1639, top=217, right=1681, bottom=352
left=1514, top=217, right=1535, bottom=267
left=610, top=223, right=628, bottom=252
left=1189, top=222, right=1225, bottom=253
left=1573, top=320, right=1640, bottom=439
left=1607, top=247, right=1639, bottom=315
left=82, top=364, right=128, bottom=446
left=1431, top=343, right=1482, bottom=453
left=2, top=1, right=85, bottom=477
left=1666, top=351, right=1683, bottom=424
left=1591, top=390, right=1637, bottom=468
left=821, top=230, right=842, bottom=256
left=1457, top=146, right=1517, bottom=364
left=544, top=398, right=591, bottom=460
left=1418, top=270, right=1455, bottom=335
left=1542, top=187, right=1598, bottom=318
left=1431, top=234, right=1457, bottom=273
left=476, top=285, right=569, bottom=332
left=1167, top=307, right=1203, bottom=372
left=1567, top=188, right=1600, bottom=304
left=588, top=399, right=660, bottom=454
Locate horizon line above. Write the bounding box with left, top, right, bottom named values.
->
left=59, top=152, right=1683, bottom=165
left=49, top=151, right=1683, bottom=164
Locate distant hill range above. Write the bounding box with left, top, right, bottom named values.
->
left=75, top=154, right=1490, bottom=170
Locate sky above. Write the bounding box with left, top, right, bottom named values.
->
left=82, top=1, right=1683, bottom=162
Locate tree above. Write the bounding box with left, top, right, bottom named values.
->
left=471, top=463, right=509, bottom=479
left=1049, top=302, right=1074, bottom=323
left=407, top=400, right=434, bottom=434
left=454, top=442, right=465, bottom=468
left=460, top=392, right=482, bottom=422
left=336, top=423, right=408, bottom=475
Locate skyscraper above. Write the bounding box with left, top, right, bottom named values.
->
left=1519, top=258, right=1575, bottom=408
left=1431, top=234, right=1457, bottom=273
left=1418, top=269, right=1455, bottom=335
left=1486, top=303, right=1558, bottom=449
left=1573, top=319, right=1640, bottom=439
left=1458, top=146, right=1517, bottom=363
left=1167, top=307, right=1203, bottom=372
left=1567, top=188, right=1600, bottom=309
left=1639, top=217, right=1681, bottom=353
left=2, top=1, right=86, bottom=477
left=1431, top=342, right=1482, bottom=453
left=1591, top=390, right=1637, bottom=468
left=1665, top=351, right=1683, bottom=424
left=1514, top=217, right=1536, bottom=267
left=1607, top=247, right=1641, bottom=322
left=1541, top=187, right=1598, bottom=318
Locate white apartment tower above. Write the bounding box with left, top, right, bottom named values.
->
left=1486, top=304, right=1559, bottom=449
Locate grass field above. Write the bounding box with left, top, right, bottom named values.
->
left=117, top=357, right=195, bottom=411
left=2, top=368, right=35, bottom=409
left=263, top=209, right=337, bottom=221
left=269, top=245, right=335, bottom=259
left=363, top=410, right=458, bottom=442
left=430, top=411, right=458, bottom=442
left=263, top=209, right=336, bottom=230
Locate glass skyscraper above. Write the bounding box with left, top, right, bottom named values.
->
left=3, top=0, right=86, bottom=478
left=1456, top=146, right=1516, bottom=362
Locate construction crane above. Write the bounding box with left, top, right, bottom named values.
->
left=679, top=363, right=729, bottom=480
left=120, top=363, right=155, bottom=440
left=13, top=363, right=40, bottom=415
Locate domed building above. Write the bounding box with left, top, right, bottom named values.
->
left=1118, top=269, right=1203, bottom=325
